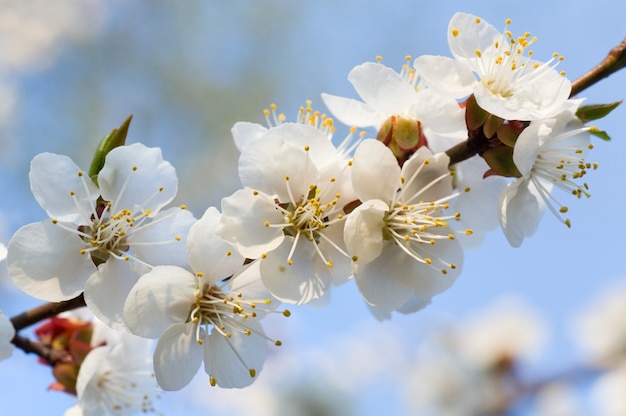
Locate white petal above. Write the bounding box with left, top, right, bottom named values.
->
left=320, top=93, right=384, bottom=127
left=447, top=12, right=502, bottom=61
left=348, top=62, right=419, bottom=115
left=99, top=143, right=178, bottom=216
left=414, top=55, right=476, bottom=99
left=409, top=89, right=467, bottom=137
left=124, top=265, right=197, bottom=338
left=498, top=179, right=544, bottom=247
left=187, top=207, right=244, bottom=283
left=231, top=121, right=268, bottom=152
left=400, top=147, right=452, bottom=202
left=218, top=188, right=285, bottom=259
left=343, top=199, right=387, bottom=265
left=7, top=221, right=96, bottom=301
left=260, top=237, right=332, bottom=304
left=29, top=153, right=98, bottom=223
left=512, top=121, right=549, bottom=176
left=154, top=322, right=204, bottom=391
left=354, top=243, right=414, bottom=312
left=351, top=139, right=399, bottom=202
left=128, top=206, right=196, bottom=268
left=204, top=319, right=267, bottom=388
left=0, top=311, right=15, bottom=361
left=84, top=258, right=143, bottom=331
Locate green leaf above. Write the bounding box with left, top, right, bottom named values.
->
left=590, top=128, right=611, bottom=141
left=88, top=114, right=133, bottom=184
left=576, top=100, right=622, bottom=123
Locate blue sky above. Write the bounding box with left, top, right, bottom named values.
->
left=1, top=1, right=626, bottom=414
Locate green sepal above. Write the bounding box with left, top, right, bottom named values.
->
left=496, top=121, right=526, bottom=147
left=576, top=100, right=622, bottom=123
left=590, top=128, right=611, bottom=141
left=482, top=114, right=504, bottom=139
left=465, top=94, right=489, bottom=131
left=482, top=145, right=522, bottom=178
left=88, top=114, right=133, bottom=184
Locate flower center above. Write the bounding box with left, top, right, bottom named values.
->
left=384, top=200, right=462, bottom=275
left=529, top=132, right=596, bottom=228
left=187, top=276, right=289, bottom=385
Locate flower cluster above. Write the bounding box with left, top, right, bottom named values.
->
left=1, top=11, right=619, bottom=415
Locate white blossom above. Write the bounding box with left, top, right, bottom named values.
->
left=415, top=12, right=571, bottom=121
left=7, top=144, right=195, bottom=330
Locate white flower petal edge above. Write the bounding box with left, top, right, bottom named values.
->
left=98, top=143, right=178, bottom=216
left=153, top=322, right=204, bottom=391
left=8, top=221, right=97, bottom=301
left=0, top=310, right=15, bottom=361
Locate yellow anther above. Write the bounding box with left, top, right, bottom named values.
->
left=283, top=309, right=291, bottom=317
left=475, top=49, right=482, bottom=58
left=441, top=269, right=448, bottom=275
left=287, top=259, right=293, bottom=265
left=52, top=219, right=58, bottom=224
left=132, top=166, right=138, bottom=171
left=565, top=219, right=571, bottom=228
left=275, top=340, right=282, bottom=346
left=249, top=368, right=256, bottom=378
left=261, top=253, right=267, bottom=259
left=505, top=18, right=511, bottom=24
left=465, top=229, right=473, bottom=235
left=197, top=339, right=204, bottom=345
left=210, top=377, right=216, bottom=387
left=424, top=258, right=432, bottom=265
left=264, top=221, right=270, bottom=227
left=451, top=28, right=459, bottom=37
left=351, top=255, right=358, bottom=262
left=77, top=171, right=83, bottom=177
left=175, top=235, right=181, bottom=241
left=159, top=186, right=164, bottom=192
left=304, top=145, right=310, bottom=151
left=196, top=272, right=204, bottom=277
left=559, top=206, right=569, bottom=213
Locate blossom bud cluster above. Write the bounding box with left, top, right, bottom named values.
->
left=0, top=11, right=617, bottom=414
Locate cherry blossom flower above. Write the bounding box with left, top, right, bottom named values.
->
left=344, top=139, right=465, bottom=314
left=414, top=12, right=571, bottom=121
left=0, top=309, right=15, bottom=361
left=218, top=123, right=353, bottom=304
left=232, top=101, right=365, bottom=162
left=64, top=333, right=159, bottom=416
left=321, top=58, right=465, bottom=137
left=498, top=108, right=594, bottom=247
left=7, top=143, right=195, bottom=329
left=124, top=207, right=287, bottom=390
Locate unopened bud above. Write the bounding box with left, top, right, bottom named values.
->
left=376, top=115, right=426, bottom=165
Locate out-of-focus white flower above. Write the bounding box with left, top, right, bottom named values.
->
left=344, top=139, right=464, bottom=315
left=415, top=12, right=570, bottom=121
left=405, top=332, right=510, bottom=416
left=0, top=0, right=109, bottom=72
left=498, top=107, right=593, bottom=247
left=219, top=123, right=353, bottom=304
left=531, top=384, right=583, bottom=416
left=7, top=144, right=195, bottom=330
left=0, top=309, right=15, bottom=361
left=0, top=241, right=6, bottom=262
left=573, top=286, right=626, bottom=365
left=64, top=333, right=159, bottom=416
left=455, top=296, right=547, bottom=368
left=125, top=207, right=287, bottom=390
left=590, top=363, right=626, bottom=416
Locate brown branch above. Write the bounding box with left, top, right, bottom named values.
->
left=570, top=37, right=626, bottom=97
left=10, top=293, right=86, bottom=332
left=10, top=334, right=72, bottom=365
